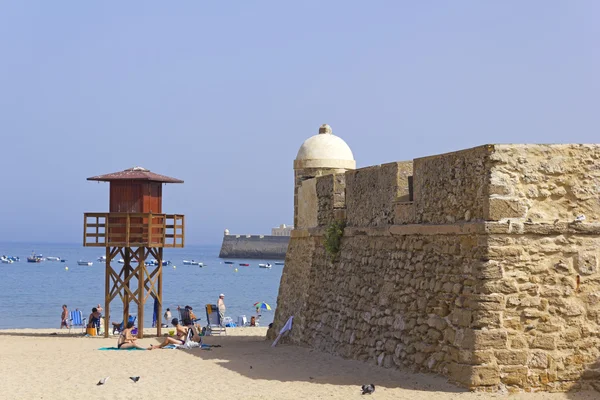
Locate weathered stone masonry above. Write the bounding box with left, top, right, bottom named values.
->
left=270, top=144, right=600, bottom=392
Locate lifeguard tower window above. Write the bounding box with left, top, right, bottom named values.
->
left=408, top=176, right=414, bottom=202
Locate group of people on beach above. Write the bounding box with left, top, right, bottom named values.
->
left=60, top=294, right=228, bottom=350
left=60, top=304, right=103, bottom=331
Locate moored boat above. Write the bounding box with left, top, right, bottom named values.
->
left=274, top=262, right=284, bottom=265
left=1, top=256, right=14, bottom=264
left=183, top=260, right=203, bottom=266
left=27, top=253, right=44, bottom=263
left=146, top=259, right=172, bottom=266
left=46, top=256, right=61, bottom=261
left=258, top=263, right=272, bottom=269
left=223, top=261, right=234, bottom=264
left=239, top=263, right=250, bottom=266
left=77, top=260, right=93, bottom=266
left=97, top=256, right=107, bottom=262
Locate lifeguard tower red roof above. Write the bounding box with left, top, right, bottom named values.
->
left=87, top=166, right=183, bottom=183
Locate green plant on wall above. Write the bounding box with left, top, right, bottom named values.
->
left=324, top=220, right=346, bottom=260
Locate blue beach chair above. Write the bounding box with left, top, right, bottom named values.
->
left=69, top=309, right=87, bottom=333
left=112, top=315, right=136, bottom=335
left=205, top=304, right=226, bottom=336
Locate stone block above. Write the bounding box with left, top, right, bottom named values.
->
left=528, top=352, right=549, bottom=369
left=495, top=350, right=528, bottom=365
left=448, top=363, right=500, bottom=387
left=485, top=197, right=528, bottom=221
left=500, top=366, right=529, bottom=386
left=531, top=334, right=557, bottom=350
left=575, top=252, right=598, bottom=275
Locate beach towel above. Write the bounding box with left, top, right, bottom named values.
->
left=98, top=347, right=145, bottom=351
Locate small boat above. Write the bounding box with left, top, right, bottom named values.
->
left=118, top=259, right=125, bottom=264
left=239, top=263, right=250, bottom=266
left=97, top=256, right=107, bottom=262
left=274, top=262, right=284, bottom=265
left=258, top=263, right=272, bottom=269
left=46, top=257, right=61, bottom=261
left=1, top=256, right=14, bottom=264
left=183, top=260, right=203, bottom=266
left=27, top=253, right=43, bottom=263
left=224, top=261, right=234, bottom=264
left=7, top=256, right=19, bottom=262
left=146, top=259, right=172, bottom=266
left=60, top=259, right=67, bottom=262
left=77, top=260, right=93, bottom=266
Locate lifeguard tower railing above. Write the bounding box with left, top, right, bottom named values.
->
left=83, top=213, right=184, bottom=248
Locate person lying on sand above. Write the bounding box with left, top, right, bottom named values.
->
left=117, top=321, right=147, bottom=350
left=149, top=318, right=188, bottom=350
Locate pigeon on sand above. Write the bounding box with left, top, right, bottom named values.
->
left=97, top=377, right=109, bottom=386
left=361, top=384, right=375, bottom=395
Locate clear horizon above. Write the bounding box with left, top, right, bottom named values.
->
left=1, top=1, right=598, bottom=244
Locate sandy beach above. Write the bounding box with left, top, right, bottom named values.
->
left=0, top=328, right=596, bottom=400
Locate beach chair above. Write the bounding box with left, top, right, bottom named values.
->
left=205, top=304, right=226, bottom=336
left=112, top=315, right=136, bottom=335
left=178, top=307, right=201, bottom=328
left=68, top=309, right=87, bottom=333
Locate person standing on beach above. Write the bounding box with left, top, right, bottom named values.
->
left=217, top=294, right=226, bottom=326
left=96, top=304, right=103, bottom=315
left=60, top=304, right=69, bottom=329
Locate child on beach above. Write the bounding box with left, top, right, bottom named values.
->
left=60, top=305, right=69, bottom=329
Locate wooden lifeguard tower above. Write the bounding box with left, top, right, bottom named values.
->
left=83, top=166, right=184, bottom=338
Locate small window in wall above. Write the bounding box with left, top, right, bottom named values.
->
left=408, top=176, right=414, bottom=202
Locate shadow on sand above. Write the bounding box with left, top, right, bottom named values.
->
left=149, top=334, right=468, bottom=394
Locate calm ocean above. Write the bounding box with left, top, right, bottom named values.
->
left=0, top=242, right=283, bottom=329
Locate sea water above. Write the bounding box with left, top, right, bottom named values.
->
left=0, top=242, right=283, bottom=329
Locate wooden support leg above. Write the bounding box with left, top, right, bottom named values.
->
left=104, top=247, right=111, bottom=338
left=137, top=249, right=145, bottom=339
left=157, top=248, right=163, bottom=337
left=123, top=248, right=130, bottom=329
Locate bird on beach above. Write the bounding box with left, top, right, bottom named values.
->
left=97, top=377, right=109, bottom=386
left=130, top=376, right=140, bottom=383
left=361, top=384, right=375, bottom=395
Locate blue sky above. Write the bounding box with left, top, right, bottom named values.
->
left=0, top=1, right=598, bottom=244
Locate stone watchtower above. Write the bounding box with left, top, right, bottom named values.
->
left=293, top=124, right=356, bottom=228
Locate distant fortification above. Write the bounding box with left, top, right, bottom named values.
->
left=270, top=124, right=600, bottom=392
left=219, top=228, right=289, bottom=259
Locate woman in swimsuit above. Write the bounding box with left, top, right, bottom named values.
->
left=149, top=318, right=188, bottom=349
left=117, top=321, right=147, bottom=350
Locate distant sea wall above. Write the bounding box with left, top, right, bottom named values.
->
left=219, top=235, right=289, bottom=260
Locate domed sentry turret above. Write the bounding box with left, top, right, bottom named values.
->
left=293, top=124, right=355, bottom=227
left=84, top=166, right=184, bottom=338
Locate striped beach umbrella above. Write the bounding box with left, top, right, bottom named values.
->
left=254, top=302, right=272, bottom=311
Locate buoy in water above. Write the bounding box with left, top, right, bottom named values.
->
left=65, top=266, right=69, bottom=271
left=173, top=265, right=176, bottom=269
left=234, top=268, right=238, bottom=272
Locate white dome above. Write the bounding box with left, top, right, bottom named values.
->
left=294, top=124, right=355, bottom=170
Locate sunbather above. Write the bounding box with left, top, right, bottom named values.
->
left=149, top=318, right=188, bottom=349
left=117, top=321, right=146, bottom=350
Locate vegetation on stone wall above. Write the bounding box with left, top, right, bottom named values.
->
left=324, top=220, right=346, bottom=260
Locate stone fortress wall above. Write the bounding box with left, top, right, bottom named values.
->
left=218, top=234, right=289, bottom=259
left=270, top=144, right=600, bottom=392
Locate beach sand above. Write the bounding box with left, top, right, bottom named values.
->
left=0, top=328, right=597, bottom=400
